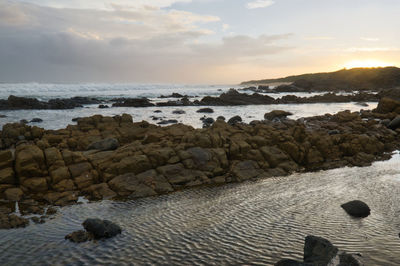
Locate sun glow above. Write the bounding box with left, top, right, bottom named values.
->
left=344, top=60, right=392, bottom=69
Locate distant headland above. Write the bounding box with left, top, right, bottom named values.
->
left=241, top=66, right=400, bottom=91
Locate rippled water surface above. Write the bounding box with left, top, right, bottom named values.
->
left=1, top=153, right=400, bottom=265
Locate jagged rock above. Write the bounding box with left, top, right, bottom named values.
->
left=341, top=200, right=371, bottom=218
left=83, top=218, right=121, bottom=239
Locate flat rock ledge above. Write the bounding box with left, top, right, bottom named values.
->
left=0, top=96, right=399, bottom=228
left=275, top=235, right=364, bottom=266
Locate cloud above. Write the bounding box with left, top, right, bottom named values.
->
left=304, top=36, right=334, bottom=40
left=360, top=37, right=379, bottom=42
left=222, top=23, right=229, bottom=31
left=344, top=47, right=399, bottom=52
left=246, top=0, right=275, bottom=9
left=0, top=1, right=292, bottom=83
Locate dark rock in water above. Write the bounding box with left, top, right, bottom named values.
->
left=87, top=138, right=119, bottom=151
left=159, top=93, right=185, bottom=98
left=112, top=98, right=154, bottom=107
left=202, top=117, right=215, bottom=128
left=227, top=115, right=242, bottom=125
left=200, top=89, right=275, bottom=106
left=31, top=216, right=45, bottom=224
left=172, top=109, right=185, bottom=114
left=388, top=116, right=400, bottom=130
left=356, top=102, right=369, bottom=107
left=341, top=200, right=370, bottom=218
left=72, top=117, right=81, bottom=122
left=154, top=110, right=162, bottom=113
left=0, top=114, right=7, bottom=118
left=197, top=108, right=214, bottom=113
left=304, top=235, right=338, bottom=265
left=20, top=119, right=28, bottom=124
left=217, top=116, right=226, bottom=121
left=157, top=119, right=178, bottom=125
left=276, top=235, right=363, bottom=266
left=98, top=104, right=109, bottom=109
left=65, top=230, right=93, bottom=243
left=264, top=110, right=293, bottom=120
left=274, top=84, right=302, bottom=93
left=30, top=118, right=43, bottom=123
left=83, top=218, right=121, bottom=239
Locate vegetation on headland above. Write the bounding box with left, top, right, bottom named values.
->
left=241, top=67, right=400, bottom=90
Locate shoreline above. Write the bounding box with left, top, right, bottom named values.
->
left=1, top=95, right=399, bottom=229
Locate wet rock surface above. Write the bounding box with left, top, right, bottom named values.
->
left=275, top=235, right=363, bottom=266
left=66, top=218, right=122, bottom=243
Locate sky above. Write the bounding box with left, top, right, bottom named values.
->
left=0, top=0, right=399, bottom=84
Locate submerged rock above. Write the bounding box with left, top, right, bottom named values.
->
left=0, top=213, right=29, bottom=229
left=264, top=110, right=293, bottom=120
left=65, top=230, right=93, bottom=243
left=341, top=200, right=371, bottom=218
left=30, top=118, right=43, bottom=123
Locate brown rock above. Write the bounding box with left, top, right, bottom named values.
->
left=50, top=166, right=71, bottom=184
left=375, top=97, right=400, bottom=114
left=108, top=173, right=157, bottom=198
left=260, top=146, right=290, bottom=168
left=15, top=144, right=46, bottom=180
left=0, top=168, right=15, bottom=184
left=0, top=213, right=29, bottom=229
left=4, top=187, right=24, bottom=201
left=69, top=162, right=92, bottom=178
left=44, top=147, right=63, bottom=167
left=136, top=170, right=173, bottom=194
left=53, top=179, right=76, bottom=192
left=231, top=160, right=263, bottom=182
left=157, top=163, right=208, bottom=188
left=22, top=177, right=48, bottom=192
left=84, top=183, right=117, bottom=200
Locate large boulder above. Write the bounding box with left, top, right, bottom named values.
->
left=303, top=235, right=338, bottom=265
left=388, top=116, right=400, bottom=130
left=231, top=160, right=263, bottom=182
left=341, top=200, right=371, bottom=218
left=4, top=187, right=23, bottom=201
left=375, top=97, right=400, bottom=114
left=108, top=173, right=157, bottom=198
left=83, top=218, right=121, bottom=239
left=264, top=110, right=293, bottom=120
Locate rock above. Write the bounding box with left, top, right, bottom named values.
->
left=69, top=162, right=92, bottom=178
left=4, top=188, right=23, bottom=201
left=231, top=160, right=262, bottom=182
left=341, top=200, right=370, bottom=218
left=31, top=216, right=45, bottom=224
left=0, top=168, right=15, bottom=184
left=304, top=235, right=338, bottom=265
left=227, top=115, right=242, bottom=125
left=202, top=117, right=215, bottom=128
left=20, top=119, right=28, bottom=124
left=197, top=108, right=214, bottom=113
left=0, top=213, right=29, bottom=229
left=157, top=163, right=207, bottom=188
left=108, top=173, right=157, bottom=198
left=30, top=118, right=43, bottom=123
left=157, top=119, right=178, bottom=125
left=388, top=116, right=400, bottom=130
left=112, top=98, right=154, bottom=107
left=275, top=259, right=305, bottom=266
left=356, top=102, right=368, bottom=107
left=172, top=109, right=185, bottom=114
left=87, top=138, right=119, bottom=151
left=84, top=183, right=117, bottom=200
left=83, top=218, right=121, bottom=239
left=22, top=178, right=48, bottom=193
left=375, top=97, right=400, bottom=114
left=153, top=110, right=162, bottom=113
left=264, top=110, right=293, bottom=120
left=98, top=104, right=109, bottom=109
left=136, top=170, right=173, bottom=194
left=65, top=230, right=93, bottom=243
left=216, top=116, right=226, bottom=121
left=46, top=206, right=57, bottom=215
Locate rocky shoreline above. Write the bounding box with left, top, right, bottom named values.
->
left=0, top=93, right=399, bottom=229
left=0, top=88, right=395, bottom=111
